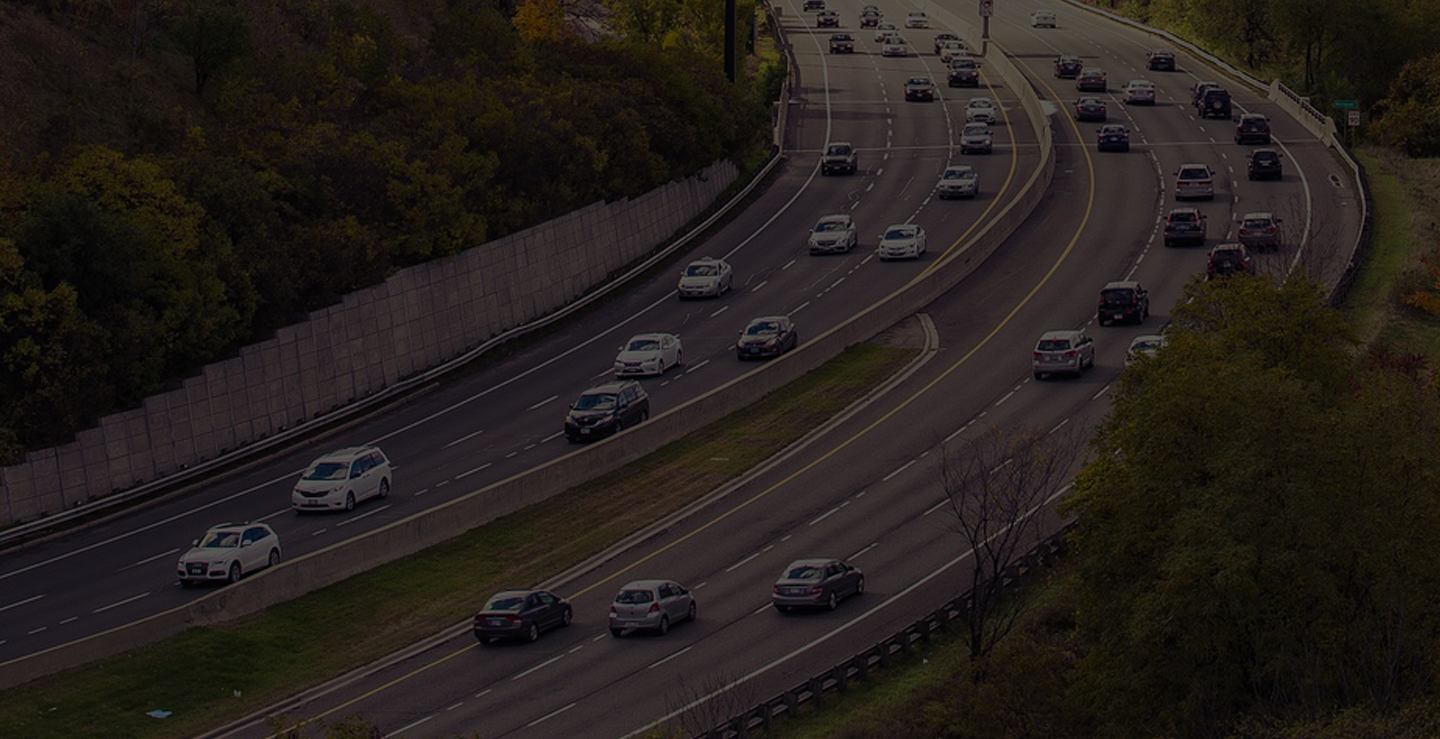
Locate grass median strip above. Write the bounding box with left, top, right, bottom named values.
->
left=0, top=342, right=918, bottom=739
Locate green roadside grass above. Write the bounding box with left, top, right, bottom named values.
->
left=0, top=342, right=917, bottom=739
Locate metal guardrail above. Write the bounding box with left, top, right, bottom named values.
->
left=686, top=525, right=1074, bottom=739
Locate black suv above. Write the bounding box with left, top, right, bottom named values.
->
left=1246, top=148, right=1283, bottom=180
left=1234, top=113, right=1271, bottom=144
left=1146, top=49, right=1176, bottom=71
left=1054, top=55, right=1083, bottom=78
left=1195, top=85, right=1232, bottom=119
left=564, top=381, right=650, bottom=442
left=1163, top=207, right=1207, bottom=247
left=948, top=57, right=980, bottom=87
left=1097, top=281, right=1150, bottom=326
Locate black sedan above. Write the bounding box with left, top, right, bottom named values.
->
left=772, top=558, right=865, bottom=612
left=1096, top=124, right=1130, bottom=151
left=473, top=590, right=573, bottom=644
left=736, top=316, right=798, bottom=359
left=1074, top=97, right=1107, bottom=122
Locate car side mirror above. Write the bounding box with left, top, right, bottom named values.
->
left=240, top=540, right=252, bottom=548
left=192, top=539, right=200, bottom=547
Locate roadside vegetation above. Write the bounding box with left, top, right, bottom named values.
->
left=0, top=341, right=917, bottom=739
left=0, top=0, right=771, bottom=457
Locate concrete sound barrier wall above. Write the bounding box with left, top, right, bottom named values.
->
left=0, top=35, right=1055, bottom=692
left=0, top=161, right=738, bottom=528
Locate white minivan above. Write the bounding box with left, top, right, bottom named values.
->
left=292, top=446, right=392, bottom=512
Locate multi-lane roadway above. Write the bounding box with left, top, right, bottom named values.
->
left=2, top=1, right=1362, bottom=736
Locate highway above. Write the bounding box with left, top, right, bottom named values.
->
left=183, top=0, right=1362, bottom=738
left=1, top=0, right=1362, bottom=735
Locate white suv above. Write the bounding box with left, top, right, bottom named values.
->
left=292, top=446, right=393, bottom=512
left=177, top=522, right=281, bottom=586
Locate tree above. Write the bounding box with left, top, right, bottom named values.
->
left=939, top=423, right=1081, bottom=665
left=168, top=0, right=252, bottom=96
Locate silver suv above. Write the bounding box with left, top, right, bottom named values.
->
left=1033, top=329, right=1095, bottom=379
left=292, top=446, right=392, bottom=512
left=1174, top=163, right=1215, bottom=200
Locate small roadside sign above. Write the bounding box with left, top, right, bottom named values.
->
left=1348, top=110, right=1361, bottom=127
left=980, top=0, right=994, bottom=17
left=1333, top=99, right=1359, bottom=109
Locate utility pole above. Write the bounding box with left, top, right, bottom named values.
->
left=981, top=0, right=993, bottom=40
left=725, top=0, right=736, bottom=82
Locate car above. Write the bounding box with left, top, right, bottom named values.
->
left=1122, top=79, right=1156, bottom=104
left=959, top=122, right=993, bottom=154
left=609, top=579, right=696, bottom=636
left=1207, top=243, right=1255, bottom=278
left=1096, top=123, right=1130, bottom=152
left=1163, top=207, right=1208, bottom=247
left=614, top=332, right=682, bottom=376
left=1146, top=49, right=1176, bottom=71
left=292, top=446, right=393, bottom=512
left=1074, top=96, right=1107, bottom=122
left=1247, top=148, right=1283, bottom=180
left=564, top=380, right=650, bottom=441
left=1097, top=280, right=1150, bottom=326
left=877, top=223, right=927, bottom=260
left=881, top=35, right=909, bottom=57
left=965, top=96, right=997, bottom=124
left=860, top=9, right=880, bottom=28
left=736, top=315, right=799, bottom=359
left=873, top=22, right=897, bottom=42
left=904, top=11, right=928, bottom=28
left=803, top=0, right=825, bottom=9
left=176, top=522, right=281, bottom=586
left=816, top=9, right=840, bottom=27
left=772, top=558, right=865, bottom=612
left=828, top=32, right=854, bottom=53
left=1126, top=334, right=1167, bottom=365
left=1234, top=113, right=1272, bottom=144
left=1195, top=84, right=1231, bottom=118
left=939, top=41, right=969, bottom=63
left=472, top=590, right=573, bottom=644
left=904, top=76, right=936, bottom=102
left=821, top=141, right=858, bottom=175
left=933, top=32, right=959, bottom=55
left=948, top=56, right=980, bottom=87
left=1237, top=211, right=1283, bottom=250
left=1174, top=163, right=1215, bottom=200
left=677, top=256, right=733, bottom=297
left=1191, top=80, right=1221, bottom=106
left=1076, top=67, right=1107, bottom=91
left=1033, top=330, right=1094, bottom=379
left=808, top=213, right=858, bottom=254
left=1030, top=9, right=1057, bottom=27
left=936, top=164, right=981, bottom=198
left=1054, top=55, right=1083, bottom=78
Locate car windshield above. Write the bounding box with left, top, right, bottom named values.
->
left=884, top=228, right=915, bottom=240
left=1038, top=339, right=1072, bottom=351
left=784, top=564, right=824, bottom=580
left=573, top=393, right=617, bottom=411
left=615, top=589, right=655, bottom=605
left=1179, top=168, right=1209, bottom=179
left=963, top=125, right=987, bottom=136
left=944, top=169, right=973, bottom=180
left=1170, top=212, right=1197, bottom=223
left=625, top=339, right=660, bottom=351
left=303, top=462, right=349, bottom=481
left=484, top=595, right=527, bottom=611
left=1101, top=289, right=1136, bottom=304
left=815, top=221, right=845, bottom=232
left=1132, top=339, right=1163, bottom=351
left=908, top=78, right=928, bottom=85
left=745, top=322, right=781, bottom=336
left=202, top=530, right=241, bottom=548
left=968, top=99, right=992, bottom=108
left=827, top=145, right=850, bottom=155
left=685, top=264, right=718, bottom=277
left=1243, top=218, right=1272, bottom=228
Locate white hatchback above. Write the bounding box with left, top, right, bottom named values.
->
left=292, top=446, right=392, bottom=512
left=965, top=97, right=998, bottom=124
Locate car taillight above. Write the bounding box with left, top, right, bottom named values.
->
left=1033, top=351, right=1043, bottom=360
left=648, top=603, right=661, bottom=614
left=505, top=615, right=521, bottom=625
left=610, top=605, right=618, bottom=615
left=1064, top=350, right=1076, bottom=358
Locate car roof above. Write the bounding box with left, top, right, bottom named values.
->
left=583, top=381, right=634, bottom=394
left=1212, top=243, right=1246, bottom=252
left=1169, top=206, right=1200, bottom=214
left=627, top=332, right=674, bottom=341
left=618, top=579, right=675, bottom=591
left=1103, top=280, right=1141, bottom=290
left=1178, top=162, right=1211, bottom=170
left=907, top=77, right=931, bottom=83
left=688, top=256, right=726, bottom=265
left=1039, top=329, right=1081, bottom=340
left=207, top=521, right=266, bottom=532
left=312, top=446, right=378, bottom=463
left=488, top=589, right=540, bottom=599
left=884, top=223, right=918, bottom=230
left=817, top=214, right=850, bottom=223
left=1126, top=79, right=1153, bottom=85
left=784, top=557, right=841, bottom=569
left=944, top=165, right=976, bottom=173
left=747, top=315, right=789, bottom=324
left=1242, top=211, right=1275, bottom=219
left=826, top=141, right=852, bottom=147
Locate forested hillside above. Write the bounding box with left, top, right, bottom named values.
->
left=0, top=0, right=772, bottom=458
left=1094, top=0, right=1440, bottom=155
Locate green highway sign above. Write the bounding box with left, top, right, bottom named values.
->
left=1333, top=99, right=1359, bottom=109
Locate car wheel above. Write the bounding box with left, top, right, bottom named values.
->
left=855, top=576, right=865, bottom=595
left=228, top=562, right=242, bottom=584
left=478, top=636, right=493, bottom=645
left=687, top=602, right=697, bottom=622
left=561, top=607, right=573, bottom=627
left=378, top=479, right=389, bottom=499
left=826, top=591, right=839, bottom=611
left=641, top=409, right=649, bottom=422
left=656, top=616, right=670, bottom=636
left=675, top=350, right=683, bottom=367
left=268, top=549, right=280, bottom=568
left=526, top=622, right=540, bottom=643
left=344, top=492, right=355, bottom=511
left=774, top=604, right=790, bottom=614
left=180, top=579, right=194, bottom=589
left=610, top=627, right=624, bottom=638
left=1034, top=371, right=1044, bottom=380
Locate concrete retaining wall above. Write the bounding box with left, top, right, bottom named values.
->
left=0, top=161, right=738, bottom=527
left=0, top=22, right=1055, bottom=691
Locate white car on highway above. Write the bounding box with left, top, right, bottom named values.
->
left=877, top=224, right=927, bottom=260
left=881, top=35, right=909, bottom=57
left=936, top=165, right=980, bottom=199
left=1122, top=79, right=1156, bottom=104
left=904, top=11, right=928, bottom=28
left=677, top=257, right=734, bottom=298
left=614, top=333, right=682, bottom=377
left=965, top=97, right=998, bottom=124
left=873, top=22, right=897, bottom=42
left=808, top=214, right=858, bottom=254
left=1031, top=9, right=1057, bottom=27
left=292, top=446, right=393, bottom=512
left=177, top=522, right=281, bottom=586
